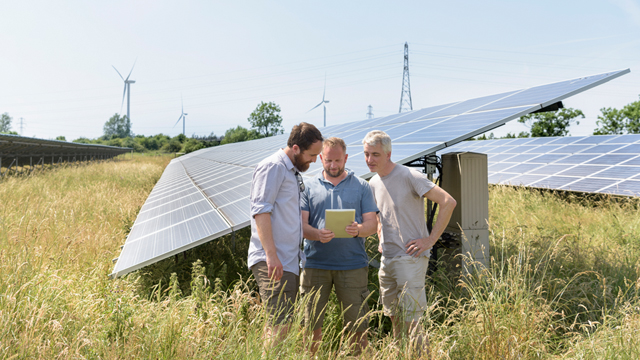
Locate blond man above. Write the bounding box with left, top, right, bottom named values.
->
left=300, top=137, right=378, bottom=355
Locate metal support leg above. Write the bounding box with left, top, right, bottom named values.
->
left=3, top=158, right=16, bottom=177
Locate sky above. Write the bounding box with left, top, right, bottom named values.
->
left=1, top=1, right=639, bottom=141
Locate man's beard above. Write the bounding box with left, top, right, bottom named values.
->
left=293, top=152, right=311, bottom=172
left=324, top=166, right=345, bottom=178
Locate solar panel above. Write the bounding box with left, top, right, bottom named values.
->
left=110, top=69, right=630, bottom=277
left=0, top=133, right=131, bottom=173
left=443, top=133, right=640, bottom=197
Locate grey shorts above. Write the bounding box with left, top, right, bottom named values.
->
left=300, top=267, right=370, bottom=333
left=378, top=256, right=429, bottom=322
left=251, top=261, right=299, bottom=325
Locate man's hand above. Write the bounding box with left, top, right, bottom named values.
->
left=266, top=253, right=283, bottom=281
left=345, top=221, right=359, bottom=237
left=317, top=228, right=335, bottom=243
left=405, top=236, right=437, bottom=257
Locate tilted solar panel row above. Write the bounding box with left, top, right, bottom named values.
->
left=111, top=68, right=630, bottom=277
left=0, top=133, right=131, bottom=169
left=443, top=133, right=640, bottom=197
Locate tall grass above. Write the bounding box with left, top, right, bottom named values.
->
left=1, top=157, right=640, bottom=359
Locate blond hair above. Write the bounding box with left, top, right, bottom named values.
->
left=323, top=137, right=347, bottom=152
left=362, top=130, right=391, bottom=154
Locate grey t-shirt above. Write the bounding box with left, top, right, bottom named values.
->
left=369, top=164, right=435, bottom=258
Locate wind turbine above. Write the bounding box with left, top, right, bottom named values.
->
left=308, top=76, right=329, bottom=127
left=173, top=96, right=188, bottom=136
left=113, top=60, right=136, bottom=122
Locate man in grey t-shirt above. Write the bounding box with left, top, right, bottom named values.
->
left=363, top=130, right=457, bottom=355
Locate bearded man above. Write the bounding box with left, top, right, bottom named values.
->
left=248, top=122, right=323, bottom=347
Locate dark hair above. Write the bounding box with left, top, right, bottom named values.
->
left=287, top=122, right=323, bottom=152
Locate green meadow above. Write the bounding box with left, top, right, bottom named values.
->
left=1, top=155, right=640, bottom=359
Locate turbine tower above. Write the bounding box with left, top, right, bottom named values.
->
left=174, top=96, right=188, bottom=136
left=399, top=42, right=413, bottom=113
left=308, top=75, right=329, bottom=127
left=113, top=60, right=136, bottom=122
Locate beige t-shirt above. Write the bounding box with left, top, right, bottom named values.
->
left=369, top=164, right=435, bottom=258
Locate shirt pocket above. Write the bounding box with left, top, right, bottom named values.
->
left=338, top=190, right=359, bottom=210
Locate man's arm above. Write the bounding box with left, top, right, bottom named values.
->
left=376, top=213, right=383, bottom=253
left=344, top=212, right=378, bottom=238
left=302, top=210, right=335, bottom=243
left=405, top=185, right=457, bottom=257
left=254, top=212, right=283, bottom=280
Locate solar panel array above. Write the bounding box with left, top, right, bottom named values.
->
left=110, top=69, right=630, bottom=277
left=0, top=133, right=131, bottom=169
left=443, top=134, right=640, bottom=197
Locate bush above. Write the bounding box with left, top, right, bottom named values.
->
left=162, top=139, right=183, bottom=153
left=184, top=138, right=205, bottom=154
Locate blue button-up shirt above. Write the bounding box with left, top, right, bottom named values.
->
left=248, top=149, right=305, bottom=275
left=301, top=169, right=378, bottom=270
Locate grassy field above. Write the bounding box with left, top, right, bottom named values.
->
left=1, top=155, right=640, bottom=359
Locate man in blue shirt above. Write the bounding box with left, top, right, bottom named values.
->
left=300, top=137, right=378, bottom=355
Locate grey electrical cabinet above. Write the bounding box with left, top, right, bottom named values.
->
left=440, top=152, right=490, bottom=272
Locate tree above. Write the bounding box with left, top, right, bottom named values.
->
left=56, top=136, right=66, bottom=141
left=592, top=96, right=640, bottom=135
left=173, top=133, right=187, bottom=143
left=0, top=113, right=12, bottom=133
left=594, top=107, right=626, bottom=135
left=184, top=138, right=205, bottom=154
left=247, top=101, right=284, bottom=137
left=162, top=139, right=183, bottom=153
left=622, top=96, right=640, bottom=133
left=221, top=126, right=260, bottom=144
left=103, top=113, right=132, bottom=138
left=474, top=132, right=495, bottom=140
left=518, top=108, right=584, bottom=137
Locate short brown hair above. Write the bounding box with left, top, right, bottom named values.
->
left=323, top=137, right=346, bottom=152
left=288, top=122, right=323, bottom=152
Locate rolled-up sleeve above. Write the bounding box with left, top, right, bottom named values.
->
left=361, top=182, right=379, bottom=214
left=250, top=162, right=284, bottom=217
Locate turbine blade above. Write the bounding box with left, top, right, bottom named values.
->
left=173, top=114, right=183, bottom=128
left=307, top=101, right=324, bottom=113
left=120, top=85, right=127, bottom=114
left=113, top=66, right=125, bottom=81
left=322, top=74, right=326, bottom=102
left=126, top=58, right=137, bottom=81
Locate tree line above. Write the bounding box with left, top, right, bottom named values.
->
left=3, top=95, right=638, bottom=146
left=476, top=95, right=640, bottom=140
left=0, top=101, right=284, bottom=154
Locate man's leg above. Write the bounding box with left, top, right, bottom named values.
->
left=379, top=257, right=401, bottom=336
left=251, top=262, right=299, bottom=349
left=334, top=267, right=370, bottom=355
left=394, top=256, right=430, bottom=357
left=300, top=268, right=333, bottom=356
